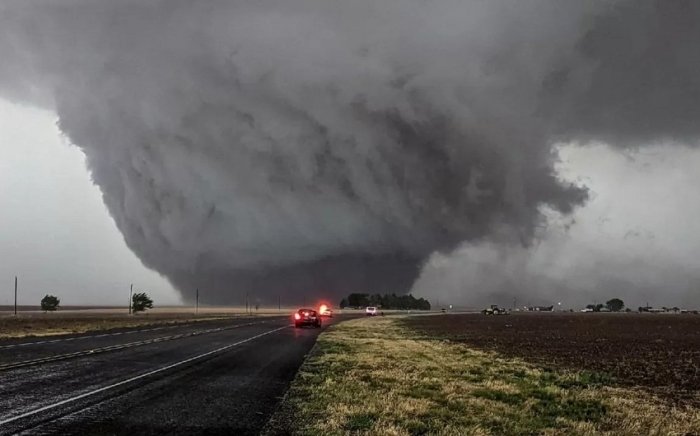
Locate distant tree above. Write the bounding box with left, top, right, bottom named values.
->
left=340, top=293, right=430, bottom=310
left=40, top=294, right=60, bottom=312
left=606, top=298, right=624, bottom=312
left=347, top=293, right=370, bottom=308
left=132, top=292, right=153, bottom=314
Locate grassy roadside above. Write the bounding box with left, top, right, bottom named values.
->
left=264, top=316, right=700, bottom=435
left=0, top=314, right=265, bottom=339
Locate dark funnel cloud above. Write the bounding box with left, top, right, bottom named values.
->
left=1, top=1, right=699, bottom=304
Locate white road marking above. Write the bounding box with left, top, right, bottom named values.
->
left=0, top=321, right=267, bottom=371
left=0, top=325, right=290, bottom=427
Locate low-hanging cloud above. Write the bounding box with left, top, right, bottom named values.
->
left=1, top=0, right=699, bottom=303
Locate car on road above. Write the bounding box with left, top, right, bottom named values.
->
left=294, top=308, right=322, bottom=328
left=319, top=304, right=333, bottom=317
left=366, top=306, right=378, bottom=316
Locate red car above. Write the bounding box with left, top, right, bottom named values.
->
left=294, top=308, right=322, bottom=328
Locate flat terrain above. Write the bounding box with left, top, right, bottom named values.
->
left=0, top=314, right=345, bottom=435
left=0, top=307, right=299, bottom=339
left=267, top=315, right=700, bottom=435
left=406, top=312, right=700, bottom=405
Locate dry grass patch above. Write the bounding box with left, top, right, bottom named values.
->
left=265, top=317, right=700, bottom=435
left=0, top=313, right=253, bottom=339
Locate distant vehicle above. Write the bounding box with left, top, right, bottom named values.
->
left=366, top=307, right=378, bottom=316
left=294, top=308, right=321, bottom=328
left=580, top=308, right=594, bottom=313
left=482, top=305, right=509, bottom=315
left=319, top=304, right=333, bottom=317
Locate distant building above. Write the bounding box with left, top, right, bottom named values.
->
left=526, top=305, right=554, bottom=312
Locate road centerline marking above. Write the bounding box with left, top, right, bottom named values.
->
left=0, top=321, right=267, bottom=371
left=0, top=325, right=290, bottom=427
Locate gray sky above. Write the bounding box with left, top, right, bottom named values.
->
left=413, top=143, right=700, bottom=309
left=1, top=1, right=700, bottom=307
left=0, top=99, right=179, bottom=306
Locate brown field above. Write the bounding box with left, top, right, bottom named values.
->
left=0, top=306, right=294, bottom=339
left=266, top=316, right=700, bottom=435
left=0, top=306, right=381, bottom=339
left=405, top=312, right=700, bottom=406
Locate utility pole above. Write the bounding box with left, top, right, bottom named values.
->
left=195, top=288, right=199, bottom=315
left=245, top=292, right=249, bottom=315
left=14, top=276, right=17, bottom=316
left=129, top=284, right=133, bottom=315
left=278, top=295, right=281, bottom=312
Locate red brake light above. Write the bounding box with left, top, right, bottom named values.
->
left=294, top=313, right=301, bottom=320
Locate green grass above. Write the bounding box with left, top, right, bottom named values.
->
left=264, top=317, right=700, bottom=435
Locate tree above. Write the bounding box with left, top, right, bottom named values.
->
left=347, top=293, right=370, bottom=308
left=41, top=294, right=60, bottom=312
left=340, top=293, right=431, bottom=310
left=131, top=292, right=153, bottom=314
left=606, top=298, right=624, bottom=312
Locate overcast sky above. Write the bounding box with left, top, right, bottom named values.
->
left=413, top=142, right=700, bottom=309
left=0, top=99, right=180, bottom=306
left=1, top=1, right=700, bottom=308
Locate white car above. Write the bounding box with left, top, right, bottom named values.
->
left=365, top=306, right=378, bottom=316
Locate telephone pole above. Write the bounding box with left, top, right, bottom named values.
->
left=278, top=295, right=281, bottom=312
left=245, top=292, right=249, bottom=315
left=128, top=284, right=133, bottom=315
left=14, top=276, right=17, bottom=316
left=195, top=288, right=199, bottom=315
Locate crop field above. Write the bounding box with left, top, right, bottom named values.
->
left=0, top=306, right=291, bottom=338
left=267, top=314, right=700, bottom=435
left=406, top=313, right=700, bottom=406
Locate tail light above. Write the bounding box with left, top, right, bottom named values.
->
left=294, top=313, right=301, bottom=320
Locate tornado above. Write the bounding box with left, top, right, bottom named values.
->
left=1, top=0, right=699, bottom=303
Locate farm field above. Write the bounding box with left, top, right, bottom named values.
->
left=266, top=314, right=700, bottom=435
left=0, top=306, right=291, bottom=339
left=406, top=313, right=700, bottom=406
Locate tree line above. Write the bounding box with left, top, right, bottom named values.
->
left=339, top=293, right=431, bottom=310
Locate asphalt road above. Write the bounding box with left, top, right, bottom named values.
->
left=0, top=315, right=341, bottom=435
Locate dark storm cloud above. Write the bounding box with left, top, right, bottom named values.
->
left=0, top=0, right=698, bottom=303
